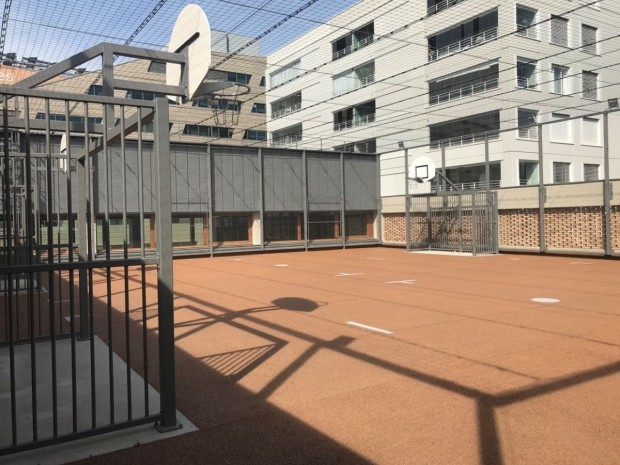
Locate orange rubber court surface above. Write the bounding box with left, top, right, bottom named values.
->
left=82, top=248, right=619, bottom=465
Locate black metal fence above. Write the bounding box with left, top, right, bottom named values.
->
left=0, top=89, right=177, bottom=454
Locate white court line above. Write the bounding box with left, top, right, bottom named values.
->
left=531, top=297, right=560, bottom=303
left=336, top=272, right=363, bottom=277
left=274, top=264, right=289, bottom=267
left=229, top=258, right=243, bottom=261
left=385, top=279, right=416, bottom=285
left=347, top=321, right=393, bottom=334
left=569, top=262, right=591, bottom=265
left=509, top=258, right=521, bottom=261
left=366, top=257, right=383, bottom=261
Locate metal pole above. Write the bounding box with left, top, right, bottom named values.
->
left=302, top=150, right=308, bottom=251
left=404, top=148, right=410, bottom=252
left=441, top=143, right=446, bottom=193
left=340, top=152, right=346, bottom=249
left=603, top=112, right=612, bottom=256
left=538, top=123, right=546, bottom=253
left=207, top=144, right=214, bottom=257
left=472, top=192, right=478, bottom=256
left=153, top=98, right=179, bottom=431
left=484, top=133, right=490, bottom=194
left=258, top=148, right=264, bottom=250
left=375, top=153, right=382, bottom=244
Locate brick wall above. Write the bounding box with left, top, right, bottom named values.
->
left=383, top=206, right=620, bottom=252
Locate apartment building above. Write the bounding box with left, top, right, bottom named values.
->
left=266, top=0, right=620, bottom=188
left=22, top=31, right=267, bottom=146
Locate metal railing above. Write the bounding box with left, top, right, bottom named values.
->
left=516, top=76, right=536, bottom=89
left=334, top=75, right=375, bottom=96
left=333, top=35, right=376, bottom=61
left=428, top=27, right=498, bottom=62
left=429, top=78, right=498, bottom=106
left=272, top=102, right=302, bottom=120
left=271, top=133, right=303, bottom=147
left=334, top=113, right=375, bottom=132
left=430, top=130, right=499, bottom=149
left=427, top=0, right=467, bottom=16
left=432, top=179, right=501, bottom=192
left=516, top=24, right=537, bottom=39
left=518, top=125, right=538, bottom=140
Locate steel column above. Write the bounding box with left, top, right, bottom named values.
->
left=258, top=148, right=265, bottom=250
left=207, top=144, right=214, bottom=257
left=603, top=112, right=612, bottom=256
left=340, top=152, right=346, bottom=249
left=302, top=150, right=308, bottom=251
left=537, top=124, right=546, bottom=253
left=404, top=149, right=410, bottom=252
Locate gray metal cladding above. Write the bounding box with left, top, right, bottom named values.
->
left=344, top=154, right=377, bottom=210
left=307, top=151, right=341, bottom=211
left=263, top=148, right=303, bottom=211
left=211, top=145, right=260, bottom=212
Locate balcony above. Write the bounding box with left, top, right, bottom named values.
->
left=516, top=76, right=536, bottom=89
left=334, top=113, right=375, bottom=132
left=334, top=74, right=375, bottom=96
left=427, top=0, right=467, bottom=17
left=333, top=35, right=376, bottom=61
left=272, top=133, right=302, bottom=147
left=430, top=130, right=499, bottom=150
left=432, top=179, right=501, bottom=192
left=428, top=27, right=497, bottom=61
left=429, top=78, right=498, bottom=106
left=272, top=103, right=302, bottom=120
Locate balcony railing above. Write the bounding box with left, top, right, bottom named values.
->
left=272, top=102, right=302, bottom=120
left=333, top=35, right=376, bottom=61
left=519, top=178, right=539, bottom=186
left=427, top=0, right=467, bottom=16
left=333, top=113, right=375, bottom=132
left=430, top=130, right=499, bottom=149
left=428, top=27, right=498, bottom=62
left=334, top=74, right=375, bottom=96
left=272, top=133, right=302, bottom=147
left=516, top=24, right=537, bottom=39
left=516, top=76, right=536, bottom=89
left=432, top=179, right=501, bottom=192
left=518, top=125, right=538, bottom=140
left=429, top=78, right=498, bottom=105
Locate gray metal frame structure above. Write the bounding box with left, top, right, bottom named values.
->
left=0, top=41, right=189, bottom=455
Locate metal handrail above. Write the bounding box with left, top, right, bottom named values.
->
left=516, top=76, right=536, bottom=89
left=333, top=35, right=376, bottom=61
left=334, top=74, right=375, bottom=96
left=272, top=102, right=302, bottom=119
left=333, top=113, right=375, bottom=132
left=430, top=130, right=499, bottom=149
left=516, top=24, right=537, bottom=39
left=518, top=126, right=538, bottom=140
left=432, top=179, right=501, bottom=192
left=429, top=78, right=498, bottom=105
left=427, top=0, right=467, bottom=16
left=428, top=27, right=498, bottom=62
left=272, top=133, right=302, bottom=147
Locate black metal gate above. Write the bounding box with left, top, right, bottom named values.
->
left=0, top=88, right=177, bottom=454
left=408, top=191, right=499, bottom=255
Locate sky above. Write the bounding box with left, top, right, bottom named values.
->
left=1, top=0, right=361, bottom=65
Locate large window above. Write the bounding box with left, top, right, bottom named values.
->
left=182, top=125, right=233, bottom=138
left=270, top=59, right=301, bottom=88
left=430, top=111, right=500, bottom=148
left=582, top=71, right=598, bottom=100
left=516, top=5, right=537, bottom=39
left=227, top=72, right=251, bottom=85
left=516, top=58, right=537, bottom=89
left=271, top=92, right=302, bottom=119
left=582, top=117, right=601, bottom=145
left=88, top=84, right=103, bottom=95
left=553, top=162, right=571, bottom=183
left=550, top=15, right=568, bottom=46
left=581, top=25, right=598, bottom=55
left=333, top=61, right=375, bottom=96
left=550, top=113, right=571, bottom=143
left=272, top=123, right=302, bottom=147
left=519, top=160, right=539, bottom=185
left=243, top=130, right=267, bottom=141
left=584, top=164, right=600, bottom=181
left=264, top=212, right=300, bottom=242
left=333, top=22, right=374, bottom=60
left=251, top=103, right=266, bottom=114
left=429, top=61, right=499, bottom=105
left=551, top=65, right=569, bottom=94
left=333, top=100, right=375, bottom=131
left=213, top=215, right=249, bottom=242
left=518, top=109, right=538, bottom=139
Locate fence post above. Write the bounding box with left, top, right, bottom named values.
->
left=153, top=98, right=179, bottom=432
left=538, top=123, right=546, bottom=253
left=302, top=150, right=309, bottom=251
left=340, top=152, right=346, bottom=249
left=77, top=160, right=90, bottom=339
left=603, top=112, right=612, bottom=256
left=404, top=148, right=411, bottom=252
left=258, top=148, right=265, bottom=250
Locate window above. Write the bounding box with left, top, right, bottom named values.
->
left=430, top=111, right=500, bottom=148
left=582, top=117, right=601, bottom=145
left=334, top=138, right=376, bottom=154
left=259, top=76, right=266, bottom=87
left=35, top=113, right=66, bottom=121
left=271, top=92, right=302, bottom=119
left=227, top=72, right=251, bottom=85
left=429, top=62, right=499, bottom=105
left=333, top=61, right=375, bottom=96
left=251, top=103, right=266, bottom=114
left=332, top=22, right=374, bottom=60
left=553, top=162, right=571, bottom=183
left=148, top=61, right=166, bottom=74
left=516, top=58, right=537, bottom=89
left=518, top=109, right=538, bottom=139
left=550, top=113, right=571, bottom=143
left=550, top=15, right=568, bottom=46
left=192, top=98, right=242, bottom=111
left=581, top=25, right=597, bottom=55
left=333, top=101, right=375, bottom=131
left=516, top=5, right=537, bottom=39
left=270, top=59, right=301, bottom=88
left=551, top=65, right=569, bottom=94
left=88, top=84, right=103, bottom=95
left=582, top=71, right=598, bottom=100
left=584, top=164, right=599, bottom=181
left=182, top=125, right=233, bottom=138
left=519, top=160, right=539, bottom=185
left=213, top=215, right=249, bottom=242
left=243, top=130, right=267, bottom=141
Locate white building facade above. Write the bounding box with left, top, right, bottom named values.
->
left=266, top=0, right=620, bottom=190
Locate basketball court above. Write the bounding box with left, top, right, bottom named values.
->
left=70, top=247, right=619, bottom=465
